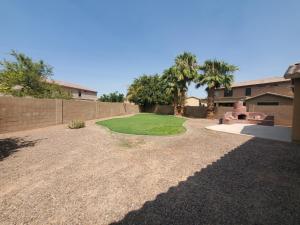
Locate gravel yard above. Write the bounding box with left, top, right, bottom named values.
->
left=0, top=117, right=299, bottom=225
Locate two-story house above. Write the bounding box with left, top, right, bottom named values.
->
left=48, top=80, right=98, bottom=100
left=215, top=77, right=293, bottom=107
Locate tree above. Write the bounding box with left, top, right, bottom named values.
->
left=194, top=60, right=238, bottom=118
left=162, top=52, right=199, bottom=115
left=0, top=50, right=71, bottom=99
left=162, top=66, right=180, bottom=114
left=98, top=92, right=124, bottom=102
left=127, top=74, right=173, bottom=106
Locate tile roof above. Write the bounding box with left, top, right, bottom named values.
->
left=47, top=79, right=97, bottom=93
left=218, top=76, right=290, bottom=89
left=284, top=63, right=300, bottom=79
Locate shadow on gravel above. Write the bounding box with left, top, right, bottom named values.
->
left=0, top=137, right=39, bottom=160
left=111, top=138, right=300, bottom=225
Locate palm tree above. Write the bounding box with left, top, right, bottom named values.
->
left=162, top=66, right=180, bottom=114
left=163, top=52, right=199, bottom=115
left=195, top=60, right=238, bottom=119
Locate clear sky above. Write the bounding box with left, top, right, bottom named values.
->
left=1, top=0, right=299, bottom=97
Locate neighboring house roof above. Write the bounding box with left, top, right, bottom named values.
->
left=244, top=92, right=294, bottom=101
left=218, top=76, right=290, bottom=89
left=284, top=63, right=300, bottom=79
left=47, top=79, right=97, bottom=93
left=186, top=96, right=200, bottom=100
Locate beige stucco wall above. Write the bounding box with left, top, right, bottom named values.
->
left=185, top=98, right=200, bottom=106
left=245, top=95, right=293, bottom=126
left=0, top=96, right=139, bottom=133
left=245, top=95, right=293, bottom=106
left=292, top=79, right=300, bottom=142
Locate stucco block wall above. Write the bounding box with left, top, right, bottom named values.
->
left=62, top=100, right=97, bottom=123
left=184, top=106, right=206, bottom=118
left=0, top=97, right=59, bottom=133
left=0, top=96, right=139, bottom=133
left=96, top=102, right=126, bottom=118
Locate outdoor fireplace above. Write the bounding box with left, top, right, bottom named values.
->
left=221, top=101, right=274, bottom=126
left=238, top=114, right=247, bottom=120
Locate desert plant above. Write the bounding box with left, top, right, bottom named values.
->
left=68, top=120, right=85, bottom=129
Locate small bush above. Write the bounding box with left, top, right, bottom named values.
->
left=68, top=120, right=85, bottom=129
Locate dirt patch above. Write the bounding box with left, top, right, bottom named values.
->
left=0, top=118, right=299, bottom=224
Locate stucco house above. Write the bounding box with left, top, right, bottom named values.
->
left=185, top=97, right=200, bottom=106
left=214, top=77, right=294, bottom=126
left=48, top=80, right=98, bottom=100
left=185, top=97, right=207, bottom=107
left=215, top=77, right=293, bottom=107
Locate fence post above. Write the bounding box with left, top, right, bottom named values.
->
left=95, top=101, right=98, bottom=119
left=55, top=99, right=63, bottom=124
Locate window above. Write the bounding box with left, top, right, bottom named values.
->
left=224, top=89, right=233, bottom=97
left=245, top=87, right=251, bottom=96
left=219, top=103, right=234, bottom=107
left=78, top=90, right=82, bottom=97
left=257, top=102, right=279, bottom=106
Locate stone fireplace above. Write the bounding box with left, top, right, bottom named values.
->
left=221, top=101, right=274, bottom=126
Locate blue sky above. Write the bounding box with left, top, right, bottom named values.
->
left=1, top=0, right=299, bottom=97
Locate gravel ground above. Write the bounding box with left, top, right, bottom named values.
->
left=0, top=117, right=299, bottom=225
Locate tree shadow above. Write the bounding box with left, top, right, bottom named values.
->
left=111, top=138, right=300, bottom=225
left=0, top=137, right=39, bottom=160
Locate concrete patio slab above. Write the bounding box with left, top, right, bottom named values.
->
left=206, top=123, right=291, bottom=142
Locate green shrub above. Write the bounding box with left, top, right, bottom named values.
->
left=68, top=120, right=85, bottom=129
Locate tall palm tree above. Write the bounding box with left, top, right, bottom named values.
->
left=195, top=60, right=238, bottom=119
left=163, top=52, right=199, bottom=115
left=162, top=66, right=180, bottom=114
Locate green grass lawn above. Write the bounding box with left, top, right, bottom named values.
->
left=96, top=113, right=186, bottom=136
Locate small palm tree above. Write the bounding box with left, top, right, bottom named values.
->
left=163, top=52, right=199, bottom=115
left=195, top=60, right=238, bottom=119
